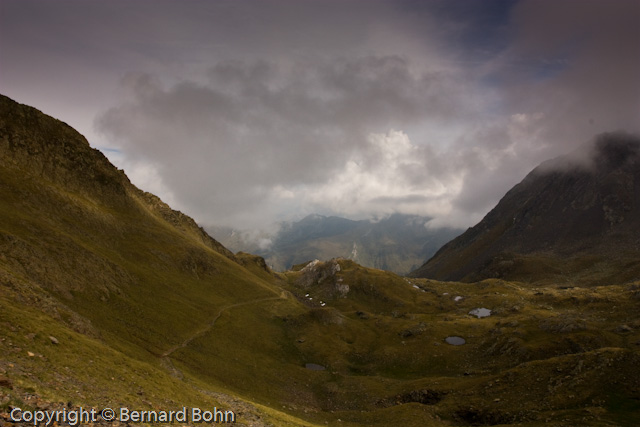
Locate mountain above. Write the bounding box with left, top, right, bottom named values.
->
left=210, top=213, right=462, bottom=274
left=2, top=95, right=640, bottom=426
left=0, top=94, right=306, bottom=424
left=411, top=132, right=640, bottom=285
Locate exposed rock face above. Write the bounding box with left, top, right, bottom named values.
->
left=411, top=132, right=640, bottom=285
left=0, top=95, right=130, bottom=199
left=296, top=259, right=349, bottom=298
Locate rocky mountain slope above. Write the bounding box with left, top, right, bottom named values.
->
left=411, top=132, right=640, bottom=285
left=1, top=95, right=639, bottom=426
left=210, top=213, right=461, bottom=275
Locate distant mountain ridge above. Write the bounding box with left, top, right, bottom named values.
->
left=209, top=213, right=462, bottom=274
left=410, top=132, right=640, bottom=285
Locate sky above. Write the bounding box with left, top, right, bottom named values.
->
left=1, top=0, right=639, bottom=232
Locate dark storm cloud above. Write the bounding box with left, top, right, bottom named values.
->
left=96, top=0, right=639, bottom=229
left=96, top=55, right=477, bottom=227
left=495, top=0, right=640, bottom=143
left=2, top=0, right=638, bottom=230
left=439, top=0, right=640, bottom=224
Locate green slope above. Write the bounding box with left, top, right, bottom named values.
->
left=0, top=94, right=312, bottom=425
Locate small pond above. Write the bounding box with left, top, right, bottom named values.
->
left=469, top=308, right=492, bottom=318
left=305, top=363, right=326, bottom=371
left=445, top=336, right=466, bottom=346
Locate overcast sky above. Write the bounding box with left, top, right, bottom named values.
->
left=1, top=0, right=639, bottom=231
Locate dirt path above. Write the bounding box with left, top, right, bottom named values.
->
left=157, top=291, right=289, bottom=426
left=159, top=355, right=272, bottom=427
left=161, top=292, right=286, bottom=358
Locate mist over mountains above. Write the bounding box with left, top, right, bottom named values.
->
left=412, top=131, right=640, bottom=285
left=209, top=213, right=462, bottom=274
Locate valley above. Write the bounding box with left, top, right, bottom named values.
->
left=3, top=257, right=640, bottom=426
left=1, top=94, right=639, bottom=426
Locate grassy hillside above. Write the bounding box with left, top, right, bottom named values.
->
left=0, top=94, right=310, bottom=425
left=1, top=95, right=639, bottom=426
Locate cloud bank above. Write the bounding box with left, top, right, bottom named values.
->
left=96, top=56, right=485, bottom=228
left=87, top=0, right=639, bottom=230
